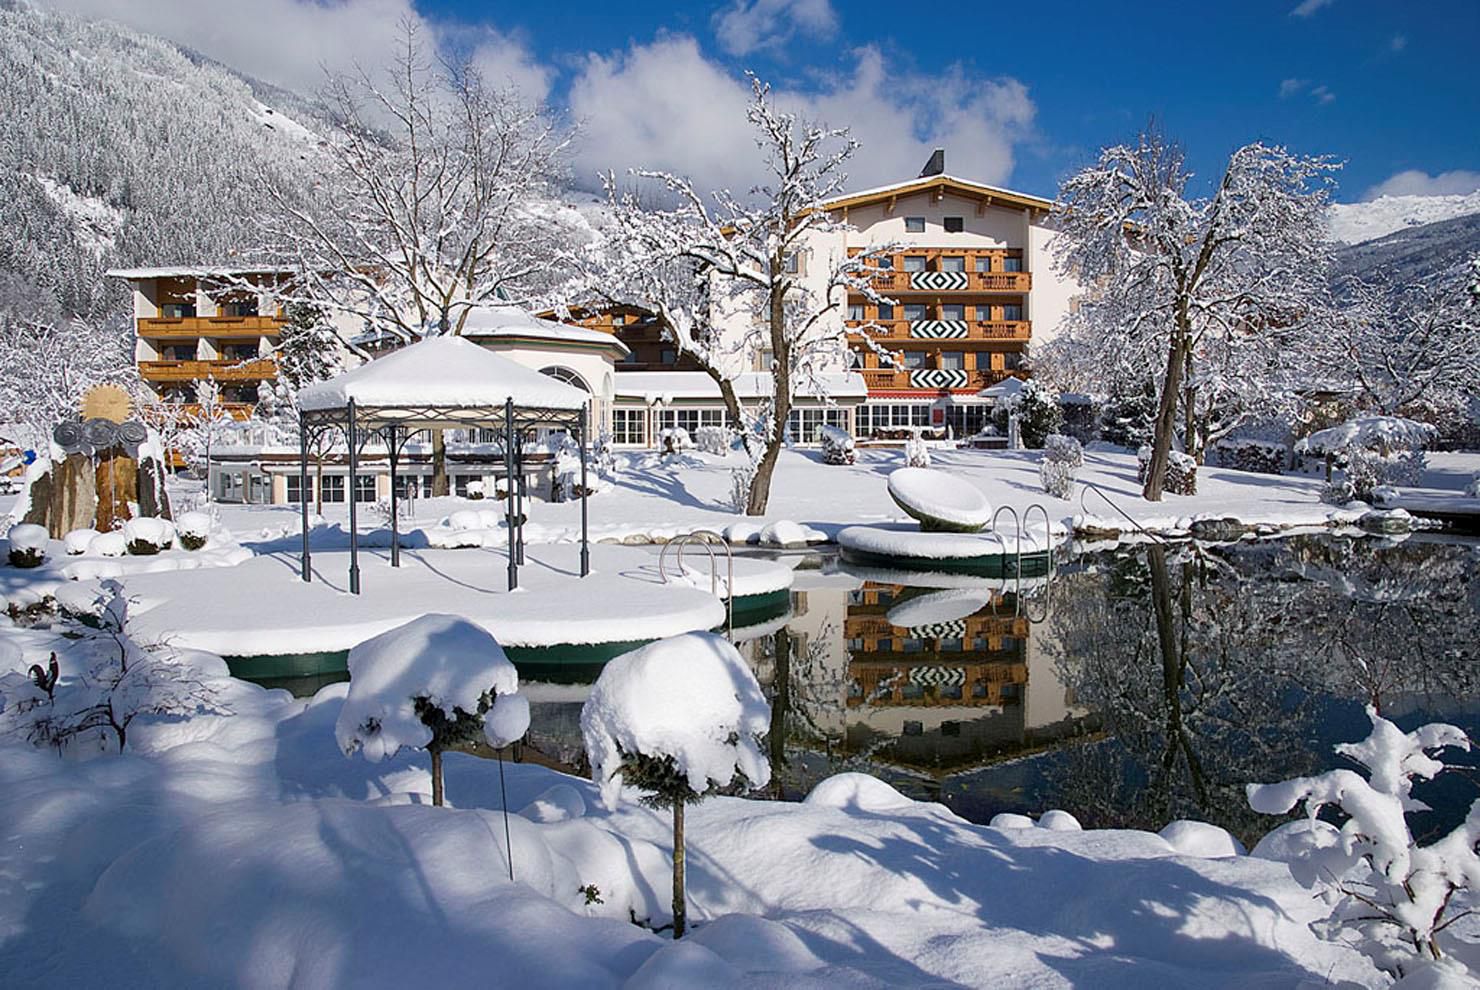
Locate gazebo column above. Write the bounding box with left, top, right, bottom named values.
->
left=504, top=397, right=518, bottom=591
left=298, top=413, right=311, bottom=583
left=347, top=399, right=361, bottom=595
left=387, top=425, right=401, bottom=568
left=579, top=404, right=590, bottom=577
left=514, top=439, right=526, bottom=566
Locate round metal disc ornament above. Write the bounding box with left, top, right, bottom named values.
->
left=83, top=417, right=119, bottom=449
left=52, top=420, right=84, bottom=452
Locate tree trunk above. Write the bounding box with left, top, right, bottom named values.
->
left=431, top=430, right=449, bottom=497
left=430, top=746, right=444, bottom=807
left=1182, top=349, right=1201, bottom=465
left=769, top=627, right=791, bottom=800
left=672, top=800, right=686, bottom=939
left=1142, top=335, right=1188, bottom=502
left=745, top=265, right=793, bottom=516
left=746, top=438, right=783, bottom=515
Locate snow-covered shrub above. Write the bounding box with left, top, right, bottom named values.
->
left=175, top=511, right=212, bottom=551
left=819, top=424, right=855, bottom=465
left=1137, top=445, right=1197, bottom=496
left=728, top=463, right=755, bottom=513
left=465, top=480, right=486, bottom=500
left=693, top=426, right=732, bottom=456
left=580, top=631, right=771, bottom=939
left=905, top=432, right=931, bottom=468
left=1212, top=438, right=1288, bottom=475
left=1039, top=434, right=1083, bottom=500
left=1008, top=379, right=1064, bottom=449
left=63, top=529, right=99, bottom=556
left=1058, top=394, right=1099, bottom=444
left=123, top=517, right=175, bottom=556
left=88, top=532, right=127, bottom=557
left=7, top=523, right=47, bottom=568
left=659, top=427, right=690, bottom=455
left=335, top=614, right=524, bottom=808
left=1467, top=473, right=1480, bottom=499
left=1098, top=387, right=1157, bottom=449
left=1247, top=706, right=1478, bottom=981
left=1299, top=416, right=1434, bottom=504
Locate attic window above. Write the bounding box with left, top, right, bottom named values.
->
left=944, top=216, right=964, bottom=233
left=904, top=217, right=926, bottom=233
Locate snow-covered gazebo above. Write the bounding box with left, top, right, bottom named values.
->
left=296, top=336, right=592, bottom=594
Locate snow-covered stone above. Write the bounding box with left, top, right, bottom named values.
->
left=1037, top=809, right=1082, bottom=831
left=88, top=531, right=127, bottom=557
left=760, top=519, right=807, bottom=548
left=886, top=467, right=991, bottom=532
left=63, top=528, right=99, bottom=555
left=1250, top=818, right=1343, bottom=866
left=990, top=813, right=1037, bottom=829
left=1159, top=820, right=1245, bottom=858
left=805, top=773, right=915, bottom=813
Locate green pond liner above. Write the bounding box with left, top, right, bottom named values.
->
left=838, top=546, right=1055, bottom=578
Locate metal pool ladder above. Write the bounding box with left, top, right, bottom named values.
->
left=985, top=503, right=1056, bottom=619
left=658, top=530, right=735, bottom=640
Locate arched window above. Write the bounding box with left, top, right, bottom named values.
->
left=539, top=366, right=590, bottom=392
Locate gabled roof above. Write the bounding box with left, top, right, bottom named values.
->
left=820, top=174, right=1055, bottom=215
left=460, top=305, right=630, bottom=355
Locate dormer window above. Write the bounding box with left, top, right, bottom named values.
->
left=904, top=217, right=926, bottom=233
left=943, top=216, right=964, bottom=233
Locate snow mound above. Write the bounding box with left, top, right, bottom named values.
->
left=63, top=528, right=99, bottom=555
left=88, top=531, right=127, bottom=557
left=760, top=519, right=808, bottom=548
left=990, top=813, right=1036, bottom=829
left=1037, top=809, right=1082, bottom=832
left=887, top=467, right=991, bottom=532
left=7, top=523, right=46, bottom=551
left=483, top=691, right=530, bottom=748
left=1159, top=820, right=1245, bottom=858
left=624, top=940, right=740, bottom=989
left=687, top=914, right=824, bottom=974
left=804, top=773, right=915, bottom=813
left=1251, top=818, right=1343, bottom=865
left=519, top=784, right=586, bottom=823
left=580, top=631, right=771, bottom=810
left=123, top=517, right=175, bottom=550
left=885, top=589, right=991, bottom=628
left=336, top=614, right=519, bottom=762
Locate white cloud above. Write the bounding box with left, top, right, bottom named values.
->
left=1278, top=78, right=1308, bottom=98
left=1310, top=84, right=1335, bottom=105
left=1389, top=34, right=1408, bottom=53
left=1289, top=0, right=1336, bottom=17
left=567, top=37, right=1035, bottom=197
left=34, top=0, right=550, bottom=103
left=1278, top=78, right=1334, bottom=105
left=712, top=0, right=838, bottom=56
left=1363, top=169, right=1480, bottom=200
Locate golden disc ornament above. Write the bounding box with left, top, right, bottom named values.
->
left=80, top=384, right=132, bottom=424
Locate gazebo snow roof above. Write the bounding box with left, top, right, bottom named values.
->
left=298, top=335, right=589, bottom=423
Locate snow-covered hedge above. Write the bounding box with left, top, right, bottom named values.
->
left=1212, top=437, right=1288, bottom=475
left=693, top=426, right=732, bottom=457
left=1039, top=434, right=1083, bottom=500
left=1137, top=446, right=1197, bottom=496
left=123, top=517, right=175, bottom=556
left=819, top=424, right=855, bottom=465
left=6, top=523, right=47, bottom=568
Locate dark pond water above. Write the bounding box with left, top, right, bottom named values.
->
left=248, top=534, right=1480, bottom=847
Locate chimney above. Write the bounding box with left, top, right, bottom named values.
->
left=919, top=148, right=945, bottom=177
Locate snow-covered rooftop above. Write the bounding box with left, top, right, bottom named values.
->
left=612, top=371, right=868, bottom=402
left=106, top=266, right=292, bottom=280
left=820, top=174, right=1054, bottom=213
left=461, top=305, right=629, bottom=354
left=298, top=336, right=589, bottom=413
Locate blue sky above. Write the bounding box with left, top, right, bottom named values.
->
left=44, top=0, right=1480, bottom=202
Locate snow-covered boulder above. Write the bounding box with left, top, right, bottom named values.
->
left=87, top=531, right=127, bottom=557
left=63, top=528, right=100, bottom=555
left=1250, top=818, right=1343, bottom=866
left=1159, top=820, right=1245, bottom=858
left=123, top=517, right=175, bottom=555
left=805, top=773, right=915, bottom=813
left=989, top=813, right=1036, bottom=829
left=886, top=467, right=991, bottom=533
left=687, top=914, right=825, bottom=974
left=175, top=511, right=213, bottom=551
left=518, top=784, right=587, bottom=823
left=760, top=520, right=808, bottom=549
left=6, top=523, right=47, bottom=568
left=580, top=631, right=770, bottom=809
left=722, top=522, right=762, bottom=546
left=1037, top=809, right=1082, bottom=832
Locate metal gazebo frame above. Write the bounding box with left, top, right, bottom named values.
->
left=296, top=396, right=592, bottom=594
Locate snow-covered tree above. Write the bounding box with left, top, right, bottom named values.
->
left=584, top=76, right=896, bottom=515
left=273, top=302, right=344, bottom=389
left=1051, top=130, right=1337, bottom=499
left=0, top=314, right=135, bottom=449
left=1248, top=708, right=1477, bottom=980
left=335, top=614, right=525, bottom=808
left=179, top=379, right=233, bottom=500
left=581, top=631, right=771, bottom=938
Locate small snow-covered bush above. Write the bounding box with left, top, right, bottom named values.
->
left=1247, top=707, right=1477, bottom=981
left=1058, top=394, right=1099, bottom=444
left=693, top=426, right=732, bottom=457
left=335, top=614, right=524, bottom=808
left=63, top=529, right=100, bottom=556
left=1467, top=473, right=1480, bottom=499
left=819, top=424, right=855, bottom=465
left=175, top=511, right=212, bottom=551
left=659, top=427, right=690, bottom=455
left=465, top=480, right=486, bottom=500
left=123, top=517, right=175, bottom=556
left=1299, top=416, right=1434, bottom=504
left=1212, top=438, right=1288, bottom=475
left=1137, top=445, right=1197, bottom=496
left=905, top=432, right=931, bottom=468
left=728, top=463, right=755, bottom=513
left=7, top=523, right=47, bottom=568
left=1039, top=434, right=1083, bottom=500
left=88, top=532, right=127, bottom=557
left=1009, top=379, right=1064, bottom=449
left=580, top=631, right=770, bottom=939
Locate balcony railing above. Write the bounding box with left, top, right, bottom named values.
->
left=848, top=319, right=1030, bottom=341
left=138, top=316, right=284, bottom=337
left=138, top=358, right=278, bottom=382
left=858, top=270, right=1032, bottom=293
left=859, top=368, right=1021, bottom=391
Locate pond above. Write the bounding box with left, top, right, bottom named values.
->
left=245, top=534, right=1480, bottom=847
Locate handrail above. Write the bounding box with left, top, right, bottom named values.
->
left=989, top=504, right=1023, bottom=581
left=1077, top=481, right=1169, bottom=546
left=658, top=530, right=735, bottom=639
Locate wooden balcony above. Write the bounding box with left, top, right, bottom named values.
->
left=138, top=316, right=284, bottom=338
left=138, top=358, right=278, bottom=382
left=860, top=270, right=1032, bottom=294
left=848, top=320, right=1030, bottom=342
left=859, top=368, right=1021, bottom=391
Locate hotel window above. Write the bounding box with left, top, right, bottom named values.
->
left=902, top=255, right=927, bottom=272
left=161, top=344, right=195, bottom=361
left=902, top=351, right=926, bottom=369
left=783, top=252, right=801, bottom=274
left=286, top=475, right=308, bottom=504
left=219, top=299, right=258, bottom=317
left=941, top=352, right=965, bottom=370
left=940, top=255, right=966, bottom=272
left=354, top=475, right=376, bottom=503
left=321, top=475, right=346, bottom=503
left=660, top=348, right=677, bottom=365
left=786, top=407, right=848, bottom=444
left=975, top=256, right=994, bottom=272
left=848, top=303, right=866, bottom=321
left=876, top=255, right=894, bottom=269
left=943, top=216, right=964, bottom=233
left=222, top=385, right=256, bottom=403
left=612, top=408, right=646, bottom=445
left=222, top=343, right=258, bottom=361
left=1003, top=303, right=1024, bottom=321
left=160, top=302, right=196, bottom=319
left=904, top=216, right=926, bottom=232
left=876, top=303, right=895, bottom=322
left=903, top=303, right=927, bottom=321
left=658, top=408, right=701, bottom=434
left=941, top=304, right=964, bottom=321
left=1003, top=255, right=1023, bottom=272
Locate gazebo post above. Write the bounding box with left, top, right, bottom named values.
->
left=299, top=412, right=311, bottom=583
left=504, top=397, right=518, bottom=591
left=387, top=425, right=401, bottom=568
left=515, top=439, right=526, bottom=566
left=347, top=399, right=361, bottom=595
left=579, top=404, right=590, bottom=577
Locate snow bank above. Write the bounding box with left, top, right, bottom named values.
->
left=804, top=773, right=916, bottom=813
left=887, top=466, right=992, bottom=532
left=580, top=631, right=771, bottom=809
left=336, top=614, right=520, bottom=762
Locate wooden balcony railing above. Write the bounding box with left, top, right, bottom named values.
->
left=859, top=368, right=1022, bottom=391
left=848, top=320, right=1030, bottom=342
left=138, top=358, right=278, bottom=382
left=857, top=270, right=1032, bottom=293
left=138, top=316, right=284, bottom=337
